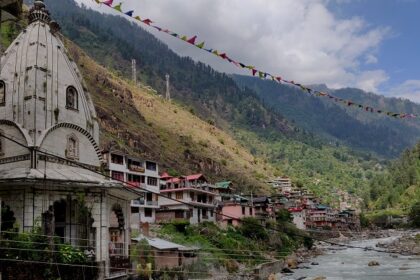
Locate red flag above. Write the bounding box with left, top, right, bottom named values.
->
left=102, top=0, right=113, bottom=6
left=219, top=53, right=228, bottom=59
left=187, top=36, right=197, bottom=44
left=275, top=76, right=282, bottom=82
left=142, top=19, right=153, bottom=25
left=252, top=69, right=257, bottom=76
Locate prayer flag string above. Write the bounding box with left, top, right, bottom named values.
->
left=92, top=0, right=418, bottom=120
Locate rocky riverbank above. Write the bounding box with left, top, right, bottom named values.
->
left=274, top=230, right=404, bottom=278
left=376, top=230, right=420, bottom=255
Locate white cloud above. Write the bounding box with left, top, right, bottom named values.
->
left=356, top=70, right=389, bottom=92
left=77, top=0, right=390, bottom=91
left=387, top=80, right=420, bottom=104
left=365, top=54, right=378, bottom=64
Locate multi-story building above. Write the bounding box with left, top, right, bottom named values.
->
left=216, top=194, right=255, bottom=227
left=252, top=196, right=273, bottom=221
left=102, top=150, right=160, bottom=227
left=268, top=176, right=292, bottom=192
left=306, top=205, right=337, bottom=229
left=157, top=174, right=217, bottom=224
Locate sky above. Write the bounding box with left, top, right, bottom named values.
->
left=77, top=0, right=420, bottom=103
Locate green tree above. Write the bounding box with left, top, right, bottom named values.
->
left=239, top=217, right=268, bottom=240
left=409, top=202, right=420, bottom=228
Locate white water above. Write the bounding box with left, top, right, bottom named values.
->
left=281, top=235, right=420, bottom=280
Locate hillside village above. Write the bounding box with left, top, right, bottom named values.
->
left=103, top=150, right=361, bottom=233
left=5, top=0, right=416, bottom=279
left=101, top=149, right=362, bottom=275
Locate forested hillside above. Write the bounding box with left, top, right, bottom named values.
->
left=234, top=76, right=420, bottom=158
left=369, top=142, right=420, bottom=211
left=36, top=0, right=385, bottom=198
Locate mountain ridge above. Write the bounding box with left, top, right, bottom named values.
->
left=233, top=75, right=420, bottom=158
left=37, top=0, right=386, bottom=199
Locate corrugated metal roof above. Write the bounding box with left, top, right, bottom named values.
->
left=215, top=181, right=232, bottom=189
left=132, top=235, right=198, bottom=251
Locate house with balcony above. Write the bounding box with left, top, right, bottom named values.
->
left=157, top=174, right=217, bottom=224
left=251, top=196, right=273, bottom=221
left=102, top=150, right=160, bottom=227
left=306, top=204, right=338, bottom=230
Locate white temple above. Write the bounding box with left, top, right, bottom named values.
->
left=0, top=1, right=137, bottom=278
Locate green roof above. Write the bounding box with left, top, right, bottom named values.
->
left=215, top=181, right=232, bottom=189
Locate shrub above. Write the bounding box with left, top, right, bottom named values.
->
left=239, top=217, right=268, bottom=240
left=276, top=209, right=292, bottom=223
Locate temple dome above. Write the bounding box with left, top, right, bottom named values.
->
left=0, top=0, right=102, bottom=173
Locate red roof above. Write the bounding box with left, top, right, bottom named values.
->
left=185, top=174, right=206, bottom=181
left=166, top=177, right=181, bottom=183
left=160, top=172, right=172, bottom=179
left=288, top=207, right=303, bottom=212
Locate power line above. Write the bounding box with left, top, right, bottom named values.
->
left=0, top=132, right=414, bottom=257
left=0, top=258, right=260, bottom=277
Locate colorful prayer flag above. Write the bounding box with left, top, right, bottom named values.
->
left=113, top=3, right=122, bottom=12
left=187, top=36, right=197, bottom=44
left=102, top=0, right=113, bottom=6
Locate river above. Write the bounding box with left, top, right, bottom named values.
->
left=281, top=235, right=420, bottom=280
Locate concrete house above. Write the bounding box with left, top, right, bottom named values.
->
left=102, top=150, right=160, bottom=227
left=217, top=194, right=255, bottom=227
left=0, top=1, right=138, bottom=278
left=132, top=235, right=198, bottom=270
left=157, top=173, right=217, bottom=224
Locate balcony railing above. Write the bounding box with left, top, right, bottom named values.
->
left=146, top=201, right=159, bottom=206
left=132, top=200, right=159, bottom=207
left=163, top=183, right=217, bottom=194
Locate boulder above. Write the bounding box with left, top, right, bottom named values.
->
left=311, top=262, right=319, bottom=265
left=313, top=277, right=326, bottom=280
left=368, top=260, right=380, bottom=266
left=281, top=267, right=294, bottom=274
left=286, top=257, right=298, bottom=269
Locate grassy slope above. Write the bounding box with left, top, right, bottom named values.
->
left=65, top=40, right=275, bottom=191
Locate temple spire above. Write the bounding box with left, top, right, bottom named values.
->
left=29, top=0, right=51, bottom=23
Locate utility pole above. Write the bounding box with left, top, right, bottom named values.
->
left=165, top=74, right=170, bottom=100
left=131, top=59, right=137, bottom=85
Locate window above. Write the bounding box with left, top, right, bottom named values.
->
left=127, top=174, right=141, bottom=183
left=111, top=171, right=124, bottom=181
left=111, top=154, right=124, bottom=165
left=147, top=177, right=158, bottom=186
left=144, top=208, right=153, bottom=217
left=175, top=211, right=184, bottom=219
left=146, top=161, right=157, bottom=171
left=190, top=192, right=195, bottom=201
left=0, top=81, right=5, bottom=105
left=210, top=210, right=214, bottom=217
left=242, top=207, right=246, bottom=215
left=249, top=208, right=253, bottom=216
left=131, top=207, right=139, bottom=214
left=176, top=192, right=183, bottom=200
left=146, top=192, right=153, bottom=201
left=128, top=159, right=144, bottom=172
left=66, top=134, right=79, bottom=160
left=66, top=86, right=78, bottom=110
